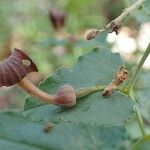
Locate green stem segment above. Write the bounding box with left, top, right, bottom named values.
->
left=76, top=85, right=105, bottom=99
left=134, top=105, right=146, bottom=137
left=128, top=43, right=150, bottom=139
left=128, top=43, right=150, bottom=98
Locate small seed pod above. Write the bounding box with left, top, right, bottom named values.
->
left=109, top=21, right=122, bottom=35
left=53, top=85, right=76, bottom=107
left=85, top=29, right=99, bottom=40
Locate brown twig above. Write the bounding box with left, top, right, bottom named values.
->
left=85, top=0, right=146, bottom=40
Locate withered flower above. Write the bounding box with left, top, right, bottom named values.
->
left=0, top=48, right=76, bottom=107
left=103, top=66, right=128, bottom=97
left=49, top=9, right=66, bottom=31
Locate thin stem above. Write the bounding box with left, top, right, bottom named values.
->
left=76, top=85, right=105, bottom=98
left=86, top=0, right=146, bottom=39
left=100, top=0, right=145, bottom=33
left=134, top=105, right=146, bottom=137
left=19, top=78, right=106, bottom=103
left=18, top=77, right=55, bottom=103
left=128, top=43, right=150, bottom=97
left=113, top=0, right=145, bottom=22
left=127, top=43, right=150, bottom=138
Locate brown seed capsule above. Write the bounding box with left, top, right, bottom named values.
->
left=85, top=29, right=99, bottom=40
left=53, top=85, right=76, bottom=107
left=109, top=21, right=122, bottom=35
left=103, top=66, right=128, bottom=97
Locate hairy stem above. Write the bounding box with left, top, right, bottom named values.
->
left=87, top=0, right=146, bottom=39
left=100, top=0, right=145, bottom=32
left=112, top=0, right=145, bottom=22
left=128, top=43, right=150, bottom=98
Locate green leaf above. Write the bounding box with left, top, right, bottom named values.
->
left=24, top=47, right=134, bottom=126
left=0, top=110, right=130, bottom=150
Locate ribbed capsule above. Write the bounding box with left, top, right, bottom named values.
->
left=0, top=48, right=38, bottom=87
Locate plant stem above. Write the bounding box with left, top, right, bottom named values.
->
left=76, top=85, right=105, bottom=98
left=100, top=0, right=145, bottom=32
left=127, top=43, right=150, bottom=138
left=18, top=77, right=55, bottom=103
left=19, top=77, right=105, bottom=103
left=128, top=43, right=150, bottom=98
left=89, top=0, right=146, bottom=39
left=134, top=105, right=146, bottom=137
left=113, top=0, right=145, bottom=23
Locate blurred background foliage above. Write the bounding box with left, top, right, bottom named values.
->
left=0, top=0, right=149, bottom=111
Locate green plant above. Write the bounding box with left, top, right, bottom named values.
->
left=0, top=0, right=150, bottom=149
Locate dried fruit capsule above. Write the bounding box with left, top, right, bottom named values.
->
left=85, top=29, right=99, bottom=40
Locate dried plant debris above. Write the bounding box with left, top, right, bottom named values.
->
left=85, top=29, right=99, bottom=40
left=108, top=21, right=122, bottom=35
left=103, top=66, right=128, bottom=97
left=43, top=122, right=54, bottom=133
